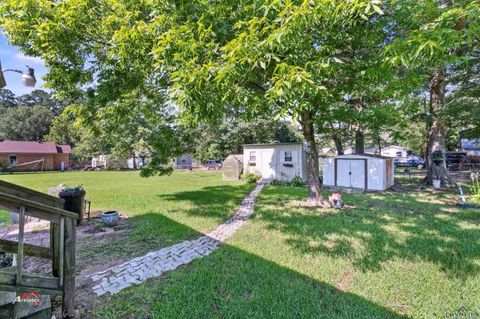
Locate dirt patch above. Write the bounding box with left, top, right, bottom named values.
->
left=336, top=266, right=355, bottom=292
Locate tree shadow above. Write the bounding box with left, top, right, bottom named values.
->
left=255, top=184, right=480, bottom=278
left=87, top=214, right=408, bottom=319
left=155, top=184, right=254, bottom=219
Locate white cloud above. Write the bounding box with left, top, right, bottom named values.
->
left=13, top=52, right=44, bottom=65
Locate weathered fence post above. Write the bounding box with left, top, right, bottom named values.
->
left=62, top=217, right=76, bottom=318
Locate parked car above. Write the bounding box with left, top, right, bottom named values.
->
left=394, top=156, right=425, bottom=168
left=446, top=152, right=470, bottom=170
left=205, top=160, right=222, bottom=170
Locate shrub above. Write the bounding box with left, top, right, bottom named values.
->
left=271, top=176, right=304, bottom=187
left=288, top=175, right=304, bottom=187
left=0, top=160, right=10, bottom=173
left=243, top=172, right=261, bottom=184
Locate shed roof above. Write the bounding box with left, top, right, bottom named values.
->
left=0, top=141, right=72, bottom=154
left=225, top=154, right=243, bottom=162
left=243, top=142, right=303, bottom=147
left=461, top=139, right=480, bottom=150
left=336, top=153, right=392, bottom=160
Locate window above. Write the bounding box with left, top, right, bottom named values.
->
left=9, top=155, right=17, bottom=165
left=284, top=151, right=293, bottom=163
left=249, top=151, right=256, bottom=162
left=396, top=151, right=402, bottom=158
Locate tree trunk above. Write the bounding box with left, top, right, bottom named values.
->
left=421, top=69, right=456, bottom=187
left=355, top=128, right=365, bottom=154
left=377, top=133, right=382, bottom=155
left=333, top=134, right=344, bottom=155
left=132, top=152, right=137, bottom=170
left=301, top=110, right=330, bottom=207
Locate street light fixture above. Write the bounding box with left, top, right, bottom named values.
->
left=0, top=59, right=37, bottom=88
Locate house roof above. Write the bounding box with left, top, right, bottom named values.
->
left=461, top=139, right=480, bottom=150
left=382, top=145, right=409, bottom=151
left=0, top=141, right=72, bottom=154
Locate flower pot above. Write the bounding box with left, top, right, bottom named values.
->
left=432, top=179, right=441, bottom=189
left=101, top=211, right=119, bottom=226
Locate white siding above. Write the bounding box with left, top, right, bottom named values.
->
left=381, top=147, right=408, bottom=158
left=322, top=154, right=392, bottom=191
left=322, top=158, right=335, bottom=186
left=243, top=144, right=306, bottom=181
left=367, top=158, right=384, bottom=191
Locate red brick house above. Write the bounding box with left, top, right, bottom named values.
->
left=0, top=141, right=71, bottom=171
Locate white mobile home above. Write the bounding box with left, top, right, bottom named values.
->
left=381, top=145, right=411, bottom=159
left=243, top=143, right=306, bottom=181
left=323, top=154, right=394, bottom=191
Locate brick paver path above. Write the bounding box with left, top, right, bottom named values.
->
left=90, top=181, right=268, bottom=296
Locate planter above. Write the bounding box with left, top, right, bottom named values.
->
left=59, top=187, right=86, bottom=225
left=101, top=211, right=119, bottom=226
left=432, top=179, right=441, bottom=189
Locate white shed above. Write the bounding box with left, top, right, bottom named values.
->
left=323, top=154, right=394, bottom=191
left=243, top=143, right=306, bottom=181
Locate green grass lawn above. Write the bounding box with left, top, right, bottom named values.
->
left=0, top=171, right=253, bottom=269
left=0, top=210, right=11, bottom=224
left=92, top=177, right=480, bottom=319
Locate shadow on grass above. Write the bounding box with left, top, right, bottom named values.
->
left=77, top=213, right=205, bottom=272
left=155, top=184, right=254, bottom=219
left=255, top=184, right=480, bottom=278
left=89, top=214, right=407, bottom=319
left=78, top=184, right=253, bottom=272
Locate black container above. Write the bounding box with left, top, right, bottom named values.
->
left=59, top=188, right=86, bottom=225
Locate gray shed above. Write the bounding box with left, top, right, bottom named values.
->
left=223, top=154, right=244, bottom=180
left=175, top=154, right=193, bottom=169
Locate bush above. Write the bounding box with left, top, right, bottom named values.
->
left=289, top=175, right=304, bottom=187
left=271, top=175, right=304, bottom=187
left=0, top=160, right=9, bottom=173
left=243, top=172, right=261, bottom=184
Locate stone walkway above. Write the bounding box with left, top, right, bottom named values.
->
left=90, top=181, right=268, bottom=296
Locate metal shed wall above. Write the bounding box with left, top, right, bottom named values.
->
left=322, top=154, right=394, bottom=191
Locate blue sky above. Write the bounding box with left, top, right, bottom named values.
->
left=0, top=32, right=48, bottom=96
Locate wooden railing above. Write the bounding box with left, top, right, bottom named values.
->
left=0, top=180, right=79, bottom=318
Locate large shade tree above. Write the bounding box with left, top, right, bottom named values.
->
left=0, top=0, right=387, bottom=205
left=385, top=0, right=480, bottom=186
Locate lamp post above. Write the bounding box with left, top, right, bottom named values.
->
left=0, top=59, right=37, bottom=88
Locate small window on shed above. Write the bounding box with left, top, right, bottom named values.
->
left=9, top=155, right=17, bottom=165
left=396, top=151, right=402, bottom=158
left=249, top=151, right=256, bottom=162
left=284, top=151, right=293, bottom=162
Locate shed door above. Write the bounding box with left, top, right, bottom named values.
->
left=336, top=159, right=366, bottom=189
left=350, top=160, right=366, bottom=189
left=260, top=150, right=275, bottom=179
left=336, top=160, right=351, bottom=187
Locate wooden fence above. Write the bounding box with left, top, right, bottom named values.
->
left=0, top=180, right=79, bottom=318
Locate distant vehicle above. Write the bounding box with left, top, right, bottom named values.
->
left=394, top=156, right=425, bottom=168
left=205, top=160, right=222, bottom=170
left=446, top=152, right=470, bottom=170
